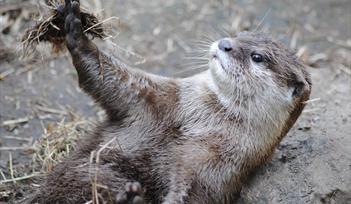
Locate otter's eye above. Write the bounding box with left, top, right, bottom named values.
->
left=251, top=53, right=263, bottom=63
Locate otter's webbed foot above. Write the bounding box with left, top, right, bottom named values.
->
left=116, top=182, right=145, bottom=204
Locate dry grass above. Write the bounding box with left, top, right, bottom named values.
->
left=31, top=117, right=90, bottom=173
left=0, top=116, right=91, bottom=202
left=21, top=0, right=107, bottom=54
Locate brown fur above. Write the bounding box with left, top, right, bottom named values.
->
left=27, top=1, right=311, bottom=204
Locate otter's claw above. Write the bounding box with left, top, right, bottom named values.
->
left=116, top=182, right=145, bottom=204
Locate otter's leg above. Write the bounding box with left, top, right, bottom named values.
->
left=162, top=169, right=192, bottom=204
left=64, top=0, right=164, bottom=120
left=27, top=159, right=146, bottom=204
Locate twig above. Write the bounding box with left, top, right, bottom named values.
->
left=337, top=64, right=351, bottom=76
left=0, top=173, right=39, bottom=184
left=0, top=146, right=31, bottom=151
left=3, top=135, right=33, bottom=142
left=9, top=153, right=14, bottom=184
left=90, top=137, right=117, bottom=204
left=2, top=117, right=29, bottom=126
left=96, top=137, right=116, bottom=164
left=35, top=105, right=68, bottom=115
left=0, top=169, right=7, bottom=180
left=308, top=53, right=328, bottom=65
left=326, top=36, right=351, bottom=49
left=84, top=16, right=119, bottom=33
left=290, top=30, right=299, bottom=50
left=302, top=98, right=321, bottom=104
left=0, top=68, right=15, bottom=80
left=89, top=150, right=98, bottom=204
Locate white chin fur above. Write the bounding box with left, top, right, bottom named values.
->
left=209, top=58, right=233, bottom=88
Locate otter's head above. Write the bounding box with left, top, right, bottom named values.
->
left=208, top=31, right=311, bottom=140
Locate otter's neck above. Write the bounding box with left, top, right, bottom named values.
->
left=198, top=70, right=293, bottom=160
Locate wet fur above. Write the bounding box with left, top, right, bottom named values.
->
left=27, top=1, right=311, bottom=204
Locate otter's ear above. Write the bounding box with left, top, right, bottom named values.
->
left=289, top=64, right=311, bottom=98
left=292, top=81, right=306, bottom=97
left=291, top=77, right=311, bottom=99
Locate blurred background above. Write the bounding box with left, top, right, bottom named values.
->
left=0, top=0, right=350, bottom=203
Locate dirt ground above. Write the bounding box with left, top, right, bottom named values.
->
left=0, top=0, right=350, bottom=203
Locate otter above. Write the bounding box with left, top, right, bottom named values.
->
left=27, top=0, right=311, bottom=203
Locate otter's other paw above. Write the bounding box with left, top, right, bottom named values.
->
left=64, top=0, right=84, bottom=50
left=116, top=182, right=145, bottom=204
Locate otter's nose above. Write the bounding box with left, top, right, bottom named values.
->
left=218, top=39, right=233, bottom=52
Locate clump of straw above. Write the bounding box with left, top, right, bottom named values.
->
left=22, top=0, right=106, bottom=54
left=31, top=118, right=90, bottom=172
left=0, top=117, right=91, bottom=203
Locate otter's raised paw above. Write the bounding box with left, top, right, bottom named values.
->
left=116, top=182, right=145, bottom=204
left=64, top=0, right=85, bottom=50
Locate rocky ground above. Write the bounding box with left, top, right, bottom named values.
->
left=0, top=0, right=350, bottom=203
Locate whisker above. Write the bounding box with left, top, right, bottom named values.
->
left=217, top=26, right=231, bottom=38
left=172, top=66, right=208, bottom=77
left=193, top=39, right=213, bottom=46
left=200, top=33, right=217, bottom=44
left=183, top=56, right=209, bottom=61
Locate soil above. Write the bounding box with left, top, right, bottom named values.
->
left=0, top=0, right=350, bottom=203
